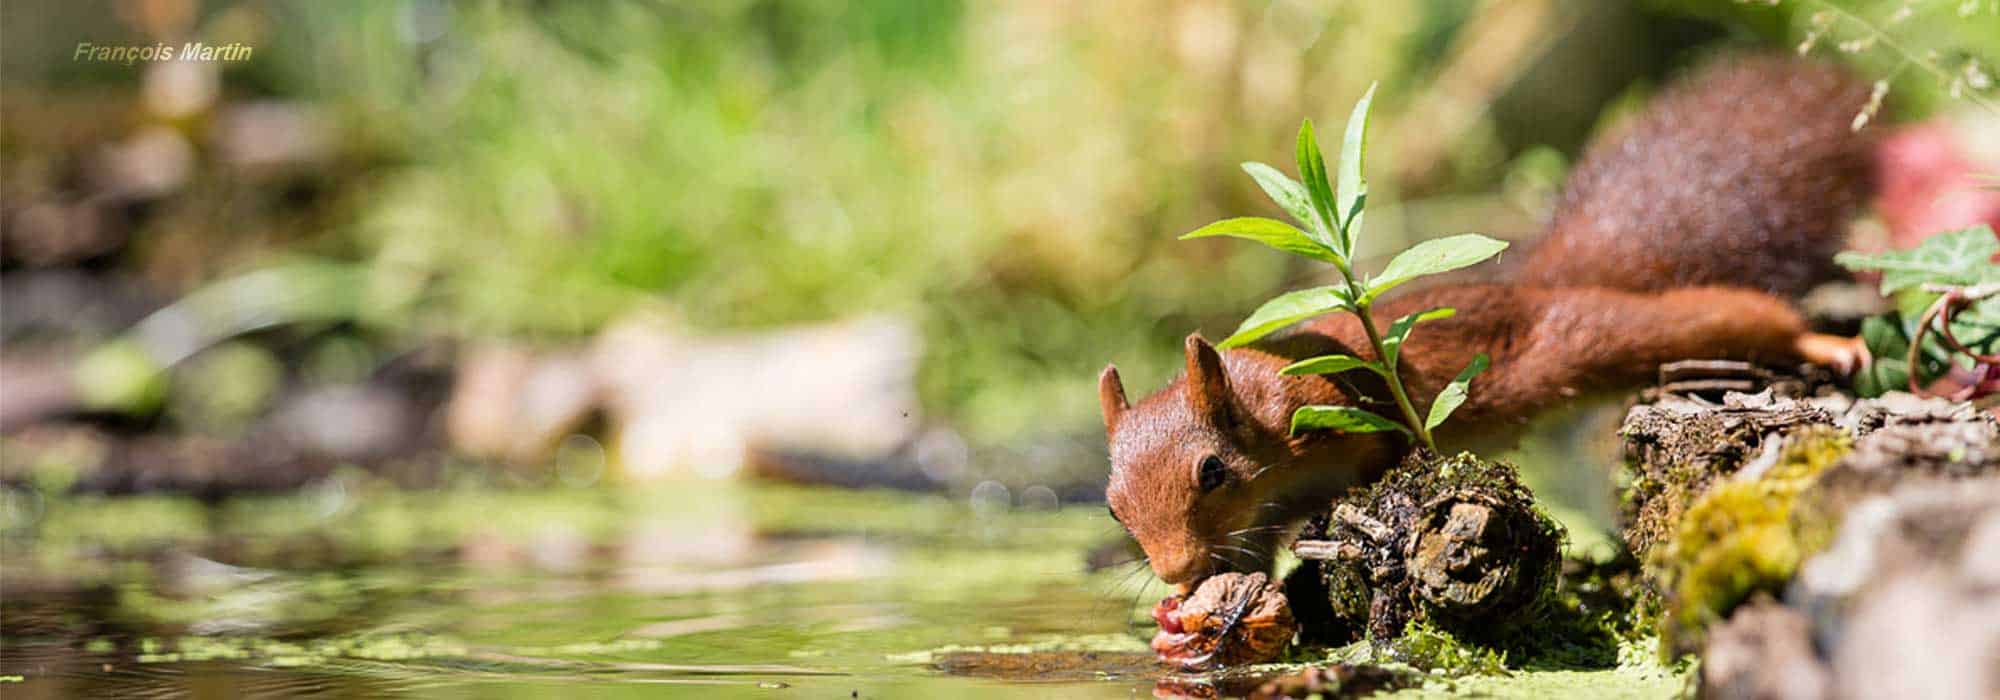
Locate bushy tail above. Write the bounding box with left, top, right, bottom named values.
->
left=1512, top=54, right=1876, bottom=297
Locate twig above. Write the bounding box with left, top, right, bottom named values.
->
left=1906, top=283, right=2000, bottom=394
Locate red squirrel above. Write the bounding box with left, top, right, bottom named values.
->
left=1099, top=55, right=1877, bottom=592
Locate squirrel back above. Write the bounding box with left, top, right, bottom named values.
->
left=1512, top=54, right=1875, bottom=296
left=1101, top=54, right=1878, bottom=589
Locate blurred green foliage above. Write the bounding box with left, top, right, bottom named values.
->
left=260, top=1, right=1456, bottom=439
left=8, top=0, right=1997, bottom=440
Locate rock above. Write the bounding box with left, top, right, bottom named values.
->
left=0, top=351, right=81, bottom=433
left=592, top=314, right=920, bottom=480
left=444, top=344, right=599, bottom=465
left=2, top=200, right=125, bottom=267
left=441, top=315, right=924, bottom=481
left=1699, top=596, right=1830, bottom=700
left=212, top=101, right=333, bottom=176
left=274, top=384, right=425, bottom=462
left=0, top=271, right=157, bottom=342
left=1761, top=478, right=2000, bottom=699
left=1832, top=570, right=2000, bottom=700
left=444, top=344, right=538, bottom=461
left=89, top=126, right=194, bottom=200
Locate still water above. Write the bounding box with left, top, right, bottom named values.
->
left=2, top=480, right=1184, bottom=698
left=1, top=479, right=1675, bottom=698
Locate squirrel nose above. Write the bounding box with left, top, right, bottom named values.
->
left=1150, top=550, right=1209, bottom=587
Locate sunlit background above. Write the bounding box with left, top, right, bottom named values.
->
left=3, top=1, right=1998, bottom=697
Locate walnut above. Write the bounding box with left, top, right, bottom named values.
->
left=1150, top=572, right=1296, bottom=670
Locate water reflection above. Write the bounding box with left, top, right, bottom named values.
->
left=1, top=483, right=1175, bottom=698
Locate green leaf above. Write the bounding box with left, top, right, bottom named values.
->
left=1855, top=313, right=1956, bottom=397
left=1181, top=217, right=1342, bottom=263
left=1241, top=162, right=1319, bottom=233
left=1219, top=285, right=1352, bottom=348
left=1379, top=307, right=1457, bottom=367
left=1893, top=288, right=1940, bottom=333
left=1341, top=193, right=1366, bottom=245
left=1834, top=225, right=2000, bottom=295
left=1853, top=355, right=1908, bottom=398
left=1335, top=83, right=1376, bottom=252
left=1295, top=120, right=1342, bottom=252
left=1425, top=353, right=1490, bottom=430
left=1290, top=405, right=1409, bottom=436
left=1367, top=234, right=1511, bottom=300
left=1861, top=314, right=1911, bottom=360
left=1279, top=354, right=1384, bottom=377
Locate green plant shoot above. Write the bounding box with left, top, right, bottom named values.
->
left=1181, top=84, right=1509, bottom=451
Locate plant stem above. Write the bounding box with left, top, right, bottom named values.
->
left=1333, top=262, right=1437, bottom=450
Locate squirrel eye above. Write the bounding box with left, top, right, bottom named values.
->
left=1196, top=455, right=1228, bottom=493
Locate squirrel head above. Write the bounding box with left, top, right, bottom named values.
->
left=1100, top=334, right=1311, bottom=589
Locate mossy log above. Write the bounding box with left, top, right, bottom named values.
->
left=1291, top=452, right=1563, bottom=642
left=1616, top=383, right=2000, bottom=696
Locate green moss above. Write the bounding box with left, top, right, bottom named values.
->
left=1654, top=427, right=1850, bottom=655
left=1385, top=666, right=1688, bottom=699
left=1387, top=619, right=1510, bottom=676
left=886, top=634, right=1149, bottom=664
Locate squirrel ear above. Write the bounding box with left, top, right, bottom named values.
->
left=1098, top=364, right=1129, bottom=430
left=1183, top=334, right=1231, bottom=423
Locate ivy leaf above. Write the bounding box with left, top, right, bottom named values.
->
left=1888, top=287, right=2000, bottom=363
left=1854, top=313, right=1966, bottom=397
left=1181, top=217, right=1342, bottom=263
left=1367, top=234, right=1510, bottom=301
left=1855, top=316, right=1910, bottom=399
left=1295, top=120, right=1343, bottom=253
left=1379, top=307, right=1457, bottom=367
left=1862, top=314, right=1910, bottom=358
left=1241, top=162, right=1320, bottom=235
left=1290, top=405, right=1408, bottom=436
left=1279, top=353, right=1385, bottom=377
left=1219, top=285, right=1352, bottom=348
left=1425, top=353, right=1490, bottom=430
left=1854, top=357, right=1910, bottom=399
left=1834, top=225, right=2000, bottom=295
left=1335, top=83, right=1376, bottom=252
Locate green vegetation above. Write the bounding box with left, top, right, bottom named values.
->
left=261, top=2, right=1438, bottom=440
left=1836, top=225, right=2000, bottom=397
left=1383, top=619, right=1510, bottom=676
left=17, top=2, right=1995, bottom=439
left=8, top=2, right=2000, bottom=697
left=1182, top=92, right=1508, bottom=450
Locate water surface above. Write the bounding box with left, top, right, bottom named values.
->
left=1, top=480, right=1678, bottom=698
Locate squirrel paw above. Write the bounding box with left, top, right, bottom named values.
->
left=1795, top=333, right=1869, bottom=376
